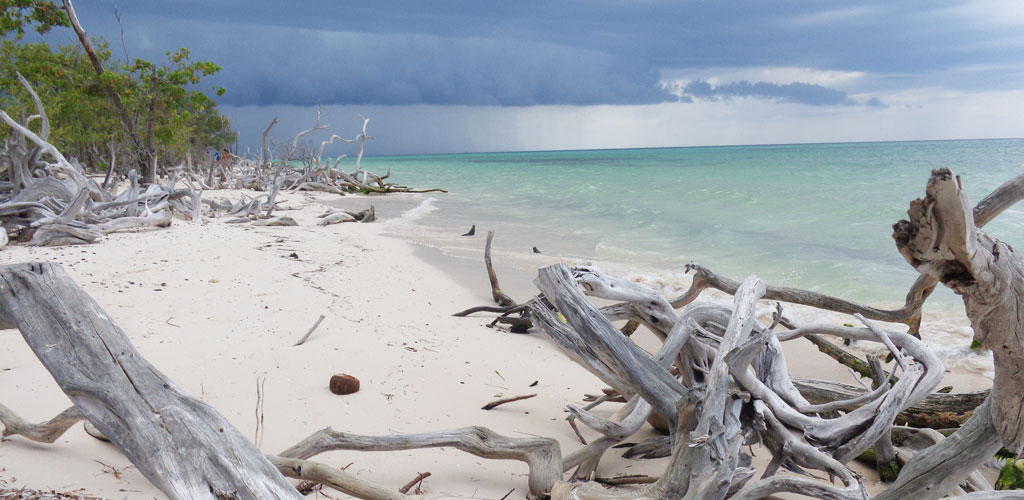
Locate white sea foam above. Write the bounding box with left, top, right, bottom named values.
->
left=399, top=197, right=438, bottom=220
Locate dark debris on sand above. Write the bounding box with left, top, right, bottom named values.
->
left=0, top=489, right=106, bottom=499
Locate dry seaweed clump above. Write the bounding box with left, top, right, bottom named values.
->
left=0, top=486, right=105, bottom=499
left=0, top=472, right=103, bottom=500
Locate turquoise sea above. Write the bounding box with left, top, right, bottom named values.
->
left=360, top=138, right=1024, bottom=311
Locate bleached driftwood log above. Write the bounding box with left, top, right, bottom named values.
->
left=893, top=168, right=1024, bottom=453
left=96, top=207, right=173, bottom=233
left=317, top=206, right=375, bottom=226
left=252, top=216, right=298, bottom=227
left=268, top=456, right=411, bottom=500
left=793, top=378, right=987, bottom=428
left=872, top=168, right=1024, bottom=499
left=0, top=262, right=302, bottom=500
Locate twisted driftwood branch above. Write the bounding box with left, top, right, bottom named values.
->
left=279, top=426, right=561, bottom=499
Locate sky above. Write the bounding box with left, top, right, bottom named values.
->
left=39, top=1, right=1024, bottom=155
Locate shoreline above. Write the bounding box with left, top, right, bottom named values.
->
left=334, top=193, right=995, bottom=391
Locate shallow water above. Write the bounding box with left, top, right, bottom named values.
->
left=347, top=138, right=1024, bottom=380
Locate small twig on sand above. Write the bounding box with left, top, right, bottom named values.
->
left=94, top=460, right=132, bottom=481
left=481, top=393, right=536, bottom=410
left=295, top=480, right=321, bottom=495
left=567, top=415, right=588, bottom=444
left=398, top=471, right=431, bottom=494
left=255, top=375, right=266, bottom=447
left=294, top=314, right=326, bottom=346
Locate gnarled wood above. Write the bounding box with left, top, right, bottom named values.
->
left=279, top=426, right=562, bottom=499
left=0, top=262, right=301, bottom=500
left=876, top=396, right=1002, bottom=500
left=534, top=264, right=688, bottom=430
left=793, top=378, right=987, bottom=428
left=893, top=168, right=1024, bottom=454
left=0, top=404, right=83, bottom=443
left=486, top=230, right=517, bottom=307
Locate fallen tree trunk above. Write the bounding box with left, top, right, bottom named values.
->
left=96, top=208, right=173, bottom=233
left=0, top=262, right=302, bottom=500
left=793, top=378, right=988, bottom=428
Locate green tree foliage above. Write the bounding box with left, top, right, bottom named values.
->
left=1, top=1, right=236, bottom=171
left=0, top=40, right=121, bottom=161
left=120, top=48, right=235, bottom=159
left=0, top=0, right=68, bottom=40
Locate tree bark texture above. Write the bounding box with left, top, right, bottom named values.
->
left=0, top=262, right=301, bottom=500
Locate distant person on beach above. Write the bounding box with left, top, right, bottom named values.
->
left=221, top=148, right=232, bottom=173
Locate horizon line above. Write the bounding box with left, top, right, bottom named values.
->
left=360, top=136, right=1024, bottom=159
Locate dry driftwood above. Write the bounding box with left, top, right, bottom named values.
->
left=452, top=231, right=533, bottom=332
left=228, top=113, right=444, bottom=196
left=1, top=78, right=438, bottom=250
left=486, top=230, right=517, bottom=307
left=318, top=206, right=375, bottom=226
left=794, top=378, right=987, bottom=428
left=0, top=76, right=190, bottom=245
left=482, top=393, right=537, bottom=410
left=0, top=404, right=82, bottom=443
left=0, top=262, right=301, bottom=499
left=252, top=216, right=298, bottom=227
left=269, top=456, right=411, bottom=500
left=531, top=265, right=938, bottom=500
left=279, top=426, right=562, bottom=499
left=294, top=314, right=327, bottom=346
left=893, top=168, right=1024, bottom=454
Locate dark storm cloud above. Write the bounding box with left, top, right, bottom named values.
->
left=213, top=29, right=673, bottom=107
left=61, top=4, right=676, bottom=107
left=50, top=1, right=1024, bottom=108
left=675, top=80, right=885, bottom=107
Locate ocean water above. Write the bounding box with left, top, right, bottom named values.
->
left=352, top=139, right=1024, bottom=380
